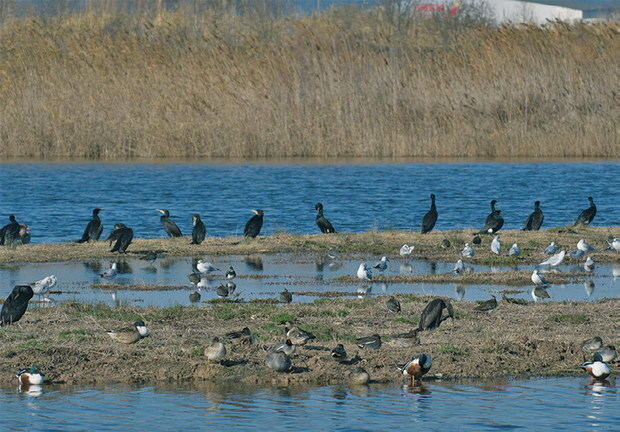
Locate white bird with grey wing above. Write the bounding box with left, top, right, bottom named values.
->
left=357, top=263, right=372, bottom=281
left=491, top=235, right=501, bottom=255
left=508, top=243, right=520, bottom=257
left=539, top=250, right=565, bottom=267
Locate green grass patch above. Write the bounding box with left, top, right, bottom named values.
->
left=437, top=344, right=466, bottom=356
left=58, top=329, right=94, bottom=340
left=393, top=317, right=419, bottom=326
left=318, top=309, right=349, bottom=318
left=271, top=313, right=296, bottom=324
left=549, top=314, right=589, bottom=324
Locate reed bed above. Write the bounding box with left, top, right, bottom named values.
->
left=0, top=5, right=618, bottom=159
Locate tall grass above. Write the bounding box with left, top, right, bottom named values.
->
left=0, top=4, right=617, bottom=159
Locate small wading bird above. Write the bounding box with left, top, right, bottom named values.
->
left=106, top=223, right=133, bottom=253
left=531, top=269, right=548, bottom=286
left=474, top=295, right=498, bottom=313
left=0, top=285, right=34, bottom=326
left=157, top=209, right=182, bottom=237
left=244, top=209, right=264, bottom=238
left=190, top=214, right=206, bottom=245
left=265, top=351, right=291, bottom=372
left=357, top=263, right=372, bottom=281
left=523, top=201, right=544, bottom=231
left=77, top=208, right=103, bottom=243
left=478, top=200, right=504, bottom=234
left=539, top=250, right=565, bottom=267
left=106, top=320, right=150, bottom=344
left=374, top=256, right=389, bottom=271
left=17, top=366, right=45, bottom=386
left=420, top=194, right=438, bottom=234
left=398, top=354, right=432, bottom=385
left=418, top=298, right=454, bottom=330
left=580, top=353, right=611, bottom=381
left=491, top=235, right=501, bottom=255
left=315, top=203, right=336, bottom=233
left=574, top=197, right=596, bottom=226
left=204, top=337, right=226, bottom=362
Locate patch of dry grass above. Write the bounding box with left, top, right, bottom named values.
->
left=0, top=227, right=617, bottom=264
left=0, top=7, right=617, bottom=159
left=0, top=296, right=617, bottom=386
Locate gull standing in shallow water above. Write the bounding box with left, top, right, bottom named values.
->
left=357, top=263, right=372, bottom=281
left=531, top=269, right=548, bottom=286
left=197, top=260, right=220, bottom=274
left=373, top=256, right=389, bottom=271
left=453, top=259, right=465, bottom=274
left=539, top=250, right=565, bottom=267
left=584, top=256, right=595, bottom=272
left=491, top=235, right=501, bottom=255
left=462, top=243, right=475, bottom=257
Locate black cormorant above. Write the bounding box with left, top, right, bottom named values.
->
left=244, top=209, right=264, bottom=238
left=191, top=214, right=206, bottom=244
left=478, top=200, right=504, bottom=234
left=315, top=203, right=336, bottom=233
left=157, top=209, right=182, bottom=237
left=106, top=223, right=134, bottom=253
left=418, top=298, right=454, bottom=331
left=420, top=194, right=438, bottom=234
left=523, top=200, right=544, bottom=231
left=77, top=208, right=103, bottom=243
left=1, top=285, right=34, bottom=326
left=0, top=215, right=20, bottom=247
left=574, top=197, right=597, bottom=226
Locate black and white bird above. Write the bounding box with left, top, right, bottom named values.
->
left=531, top=269, right=548, bottom=286
left=226, top=266, right=236, bottom=279
left=462, top=243, right=475, bottom=257
left=0, top=285, right=34, bottom=326
left=373, top=256, right=389, bottom=271
left=157, top=209, right=182, bottom=237
left=607, top=237, right=620, bottom=251
left=106, top=223, right=133, bottom=253
left=399, top=354, right=432, bottom=385
left=478, top=200, right=504, bottom=234
left=491, top=235, right=501, bottom=255
left=523, top=201, right=544, bottom=231
left=453, top=259, right=464, bottom=274
left=244, top=209, right=264, bottom=238
left=356, top=334, right=382, bottom=350
left=190, top=214, right=206, bottom=245
left=77, top=208, right=103, bottom=243
left=580, top=354, right=611, bottom=381
left=315, top=203, right=336, bottom=234
left=418, top=298, right=454, bottom=330
left=330, top=344, right=347, bottom=362
left=420, top=194, right=438, bottom=234
left=584, top=256, right=595, bottom=272
left=574, top=197, right=596, bottom=226
left=274, top=339, right=296, bottom=356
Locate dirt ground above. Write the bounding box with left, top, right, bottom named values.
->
left=0, top=227, right=617, bottom=265
left=0, top=295, right=617, bottom=387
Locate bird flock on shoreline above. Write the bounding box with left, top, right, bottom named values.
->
left=0, top=194, right=617, bottom=393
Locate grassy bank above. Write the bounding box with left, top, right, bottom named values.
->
left=0, top=296, right=617, bottom=386
left=0, top=7, right=617, bottom=159
left=0, top=227, right=617, bottom=265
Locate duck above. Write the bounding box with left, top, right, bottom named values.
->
left=279, top=288, right=293, bottom=304
left=373, top=256, right=389, bottom=271
left=285, top=325, right=316, bottom=346
left=16, top=366, right=45, bottom=386
left=357, top=263, right=372, bottom=281
left=399, top=354, right=432, bottom=385
left=400, top=244, right=414, bottom=256
left=106, top=320, right=150, bottom=344
left=474, top=295, right=497, bottom=313
left=274, top=339, right=296, bottom=356
left=491, top=235, right=501, bottom=255
left=508, top=244, right=521, bottom=257
left=595, top=346, right=617, bottom=363
left=349, top=367, right=370, bottom=385
left=441, top=239, right=451, bottom=249
left=330, top=344, right=347, bottom=362
left=356, top=334, right=382, bottom=350
left=531, top=269, right=548, bottom=286
left=581, top=336, right=603, bottom=353
left=204, top=337, right=226, bottom=362
left=386, top=296, right=401, bottom=313
left=265, top=351, right=291, bottom=372
left=580, top=354, right=611, bottom=380
left=225, top=266, right=236, bottom=279
left=225, top=327, right=254, bottom=345
left=472, top=235, right=482, bottom=245
left=462, top=243, right=475, bottom=257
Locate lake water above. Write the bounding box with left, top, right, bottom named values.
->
left=1, top=377, right=617, bottom=431
left=0, top=162, right=618, bottom=244
left=1, top=253, right=617, bottom=306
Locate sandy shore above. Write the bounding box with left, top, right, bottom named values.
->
left=0, top=227, right=617, bottom=265
left=0, top=296, right=617, bottom=386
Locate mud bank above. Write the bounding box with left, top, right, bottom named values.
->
left=0, top=227, right=617, bottom=265
left=0, top=296, right=617, bottom=387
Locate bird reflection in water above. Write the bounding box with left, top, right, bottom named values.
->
left=245, top=255, right=263, bottom=271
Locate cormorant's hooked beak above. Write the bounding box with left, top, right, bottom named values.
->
left=156, top=209, right=166, bottom=214
left=251, top=209, right=259, bottom=215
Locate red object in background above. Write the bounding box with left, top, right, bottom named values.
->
left=415, top=3, right=460, bottom=16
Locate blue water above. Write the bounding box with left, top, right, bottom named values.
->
left=0, top=377, right=617, bottom=431
left=0, top=162, right=618, bottom=244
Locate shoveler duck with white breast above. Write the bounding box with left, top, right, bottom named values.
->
left=580, top=353, right=611, bottom=382
left=399, top=354, right=432, bottom=386
left=17, top=366, right=45, bottom=386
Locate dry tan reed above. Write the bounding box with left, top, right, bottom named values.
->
left=0, top=6, right=618, bottom=159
